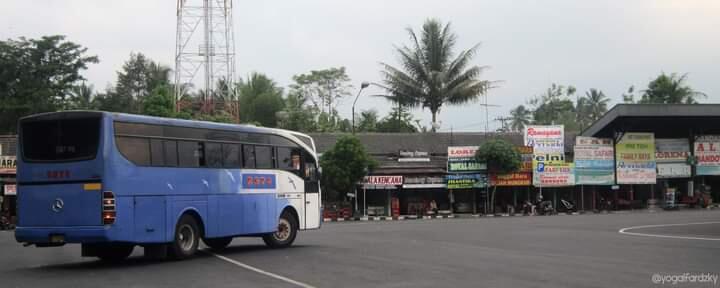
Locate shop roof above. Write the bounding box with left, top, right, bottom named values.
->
left=581, top=104, right=720, bottom=138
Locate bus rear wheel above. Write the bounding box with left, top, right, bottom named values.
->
left=96, top=245, right=134, bottom=262
left=169, top=214, right=200, bottom=260
left=202, top=237, right=233, bottom=251
left=262, top=211, right=297, bottom=249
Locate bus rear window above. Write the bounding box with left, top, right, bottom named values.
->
left=21, top=118, right=101, bottom=162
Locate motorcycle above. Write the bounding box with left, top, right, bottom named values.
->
left=536, top=200, right=555, bottom=216
left=558, top=198, right=577, bottom=214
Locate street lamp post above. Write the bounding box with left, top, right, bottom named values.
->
left=352, top=82, right=370, bottom=134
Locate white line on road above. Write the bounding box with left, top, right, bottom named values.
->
left=207, top=251, right=317, bottom=288
left=619, top=221, right=720, bottom=241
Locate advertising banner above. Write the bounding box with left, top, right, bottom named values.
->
left=0, top=156, right=16, bottom=174
left=447, top=174, right=487, bottom=189
left=524, top=125, right=564, bottom=153
left=534, top=162, right=575, bottom=187
left=490, top=173, right=531, bottom=186
left=616, top=133, right=656, bottom=184
left=363, top=176, right=403, bottom=186
left=695, top=136, right=720, bottom=175
left=655, top=139, right=691, bottom=178
left=574, top=137, right=614, bottom=185
left=447, top=146, right=487, bottom=173
left=517, top=146, right=533, bottom=172
left=3, top=184, right=16, bottom=196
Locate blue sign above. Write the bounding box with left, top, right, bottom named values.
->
left=242, top=174, right=277, bottom=189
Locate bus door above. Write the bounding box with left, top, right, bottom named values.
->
left=303, top=152, right=320, bottom=229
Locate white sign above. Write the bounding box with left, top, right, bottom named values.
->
left=655, top=139, right=690, bottom=163
left=362, top=176, right=403, bottom=186
left=4, top=184, right=16, bottom=196
left=524, top=125, right=564, bottom=153
left=448, top=146, right=479, bottom=159
left=657, top=163, right=692, bottom=179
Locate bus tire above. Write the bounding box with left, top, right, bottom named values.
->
left=169, top=214, right=200, bottom=260
left=262, top=210, right=298, bottom=249
left=96, top=245, right=134, bottom=262
left=202, top=237, right=233, bottom=251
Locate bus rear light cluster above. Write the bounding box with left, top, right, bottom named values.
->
left=102, top=191, right=116, bottom=225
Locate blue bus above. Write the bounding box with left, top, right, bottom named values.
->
left=15, top=111, right=321, bottom=260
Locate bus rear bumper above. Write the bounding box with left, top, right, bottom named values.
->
left=15, top=226, right=113, bottom=245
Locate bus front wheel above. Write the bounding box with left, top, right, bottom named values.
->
left=262, top=211, right=297, bottom=248
left=202, top=237, right=233, bottom=251
left=169, top=214, right=200, bottom=260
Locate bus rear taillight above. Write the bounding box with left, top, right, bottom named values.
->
left=102, top=191, right=116, bottom=225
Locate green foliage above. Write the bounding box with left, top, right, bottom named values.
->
left=530, top=83, right=576, bottom=127
left=96, top=53, right=171, bottom=114
left=357, top=110, right=379, bottom=132
left=278, top=92, right=318, bottom=132
left=509, top=105, right=532, bottom=132
left=291, top=67, right=352, bottom=114
left=639, top=73, right=705, bottom=104
left=575, top=88, right=609, bottom=130
left=196, top=111, right=235, bottom=124
left=68, top=83, right=96, bottom=110
left=320, top=136, right=377, bottom=202
left=238, top=73, right=285, bottom=127
left=142, top=85, right=175, bottom=117
left=475, top=139, right=521, bottom=174
left=380, top=19, right=490, bottom=127
left=0, top=35, right=98, bottom=133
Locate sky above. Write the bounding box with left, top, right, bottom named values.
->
left=2, top=0, right=719, bottom=132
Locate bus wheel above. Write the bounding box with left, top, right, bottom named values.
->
left=262, top=211, right=297, bottom=248
left=202, top=237, right=233, bottom=251
left=96, top=245, right=134, bottom=262
left=169, top=215, right=200, bottom=260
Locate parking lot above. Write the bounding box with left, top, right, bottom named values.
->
left=1, top=210, right=718, bottom=288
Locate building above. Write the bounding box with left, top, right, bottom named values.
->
left=0, top=135, right=17, bottom=226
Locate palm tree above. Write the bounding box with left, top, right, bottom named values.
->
left=585, top=89, right=609, bottom=122
left=640, top=73, right=706, bottom=104
left=380, top=19, right=490, bottom=130
left=509, top=105, right=532, bottom=132
left=68, top=83, right=94, bottom=110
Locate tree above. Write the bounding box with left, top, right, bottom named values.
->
left=320, top=136, right=377, bottom=203
left=584, top=88, right=609, bottom=122
left=622, top=86, right=636, bottom=104
left=380, top=19, right=490, bottom=130
left=291, top=67, right=352, bottom=115
left=278, top=91, right=318, bottom=132
left=639, top=73, right=705, bottom=104
left=103, top=53, right=172, bottom=114
left=475, top=139, right=521, bottom=214
left=357, top=110, right=379, bottom=132
left=530, top=83, right=578, bottom=131
left=0, top=35, right=98, bottom=133
left=68, top=83, right=95, bottom=110
left=237, top=73, right=285, bottom=127
left=509, top=105, right=532, bottom=132
left=141, top=85, right=175, bottom=117
left=376, top=105, right=419, bottom=133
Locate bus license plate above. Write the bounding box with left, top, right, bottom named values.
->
left=50, top=235, right=65, bottom=243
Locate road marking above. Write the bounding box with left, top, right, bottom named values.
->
left=206, top=251, right=317, bottom=288
left=619, top=222, right=720, bottom=241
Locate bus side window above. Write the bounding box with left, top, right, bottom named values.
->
left=277, top=147, right=301, bottom=174
left=116, top=137, right=150, bottom=166
left=150, top=139, right=164, bottom=166
left=222, top=144, right=240, bottom=168
left=163, top=140, right=178, bottom=167
left=205, top=142, right=223, bottom=168
left=243, top=145, right=256, bottom=169
left=255, top=146, right=274, bottom=169
left=178, top=141, right=205, bottom=167
left=303, top=153, right=318, bottom=181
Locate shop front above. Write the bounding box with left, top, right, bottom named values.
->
left=447, top=146, right=488, bottom=214
left=400, top=176, right=447, bottom=216
left=0, top=154, right=17, bottom=227
left=359, top=175, right=403, bottom=217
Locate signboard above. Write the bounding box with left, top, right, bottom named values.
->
left=655, top=139, right=690, bottom=163
left=535, top=162, right=575, bottom=187
left=241, top=174, right=277, bottom=189
left=517, top=146, right=533, bottom=172
left=524, top=125, right=564, bottom=153
left=490, top=172, right=531, bottom=186
left=695, top=136, right=720, bottom=175
left=657, top=163, right=692, bottom=179
left=403, top=176, right=445, bottom=189
left=574, top=137, right=615, bottom=185
left=398, top=151, right=430, bottom=162
left=447, top=174, right=487, bottom=189
left=616, top=133, right=656, bottom=184
left=363, top=176, right=403, bottom=186
left=3, top=184, right=16, bottom=196
left=655, top=139, right=691, bottom=178
left=0, top=156, right=17, bottom=174
left=447, top=146, right=486, bottom=173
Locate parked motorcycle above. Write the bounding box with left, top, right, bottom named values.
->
left=558, top=198, right=577, bottom=214
left=536, top=201, right=555, bottom=215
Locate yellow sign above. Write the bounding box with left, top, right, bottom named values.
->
left=0, top=156, right=16, bottom=174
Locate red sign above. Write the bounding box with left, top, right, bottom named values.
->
left=47, top=170, right=71, bottom=179
left=490, top=173, right=531, bottom=186
left=448, top=146, right=479, bottom=159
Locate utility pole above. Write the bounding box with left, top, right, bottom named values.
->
left=495, top=117, right=512, bottom=132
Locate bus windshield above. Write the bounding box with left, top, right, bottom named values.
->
left=21, top=117, right=101, bottom=162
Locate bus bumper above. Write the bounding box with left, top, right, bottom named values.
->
left=15, top=226, right=114, bottom=245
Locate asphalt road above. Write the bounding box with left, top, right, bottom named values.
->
left=1, top=210, right=719, bottom=288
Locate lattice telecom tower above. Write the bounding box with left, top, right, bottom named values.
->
left=175, top=0, right=236, bottom=116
